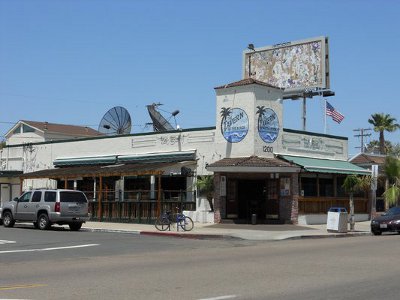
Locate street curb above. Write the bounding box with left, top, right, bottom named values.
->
left=286, top=231, right=372, bottom=240
left=140, top=230, right=239, bottom=240
left=82, top=227, right=372, bottom=241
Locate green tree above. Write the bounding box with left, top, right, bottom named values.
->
left=368, top=113, right=400, bottom=155
left=382, top=156, right=400, bottom=208
left=196, top=175, right=214, bottom=211
left=342, top=175, right=363, bottom=231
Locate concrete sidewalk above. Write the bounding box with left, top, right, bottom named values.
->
left=82, top=220, right=373, bottom=241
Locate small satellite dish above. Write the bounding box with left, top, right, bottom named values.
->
left=98, top=106, right=132, bottom=135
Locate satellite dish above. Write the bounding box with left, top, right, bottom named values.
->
left=146, top=103, right=179, bottom=132
left=98, top=106, right=132, bottom=135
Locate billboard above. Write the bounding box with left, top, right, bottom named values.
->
left=243, top=36, right=330, bottom=96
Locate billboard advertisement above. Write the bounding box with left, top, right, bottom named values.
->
left=243, top=36, right=330, bottom=96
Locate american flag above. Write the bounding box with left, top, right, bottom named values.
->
left=326, top=101, right=344, bottom=123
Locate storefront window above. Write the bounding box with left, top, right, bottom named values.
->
left=336, top=176, right=346, bottom=197
left=319, top=178, right=334, bottom=197
left=301, top=177, right=317, bottom=196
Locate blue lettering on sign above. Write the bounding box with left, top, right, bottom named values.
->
left=220, top=107, right=249, bottom=143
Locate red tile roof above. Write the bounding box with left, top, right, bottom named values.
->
left=214, top=78, right=282, bottom=90
left=207, top=156, right=295, bottom=168
left=21, top=120, right=103, bottom=137
left=350, top=153, right=386, bottom=165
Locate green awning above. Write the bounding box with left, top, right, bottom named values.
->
left=118, top=151, right=195, bottom=164
left=54, top=151, right=196, bottom=167
left=280, top=155, right=370, bottom=175
left=54, top=155, right=117, bottom=167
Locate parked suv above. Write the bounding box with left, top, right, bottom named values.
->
left=1, top=189, right=89, bottom=231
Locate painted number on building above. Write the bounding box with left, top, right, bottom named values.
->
left=263, top=146, right=273, bottom=153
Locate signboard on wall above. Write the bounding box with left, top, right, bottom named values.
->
left=243, top=36, right=330, bottom=96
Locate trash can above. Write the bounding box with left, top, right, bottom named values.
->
left=251, top=214, right=257, bottom=225
left=327, top=207, right=348, bottom=233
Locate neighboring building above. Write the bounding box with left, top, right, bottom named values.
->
left=0, top=79, right=369, bottom=224
left=0, top=121, right=102, bottom=207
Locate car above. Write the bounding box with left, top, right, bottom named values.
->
left=371, top=206, right=400, bottom=235
left=1, top=189, right=89, bottom=231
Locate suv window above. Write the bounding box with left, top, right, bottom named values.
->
left=31, top=191, right=42, bottom=202
left=60, top=191, right=87, bottom=203
left=44, top=191, right=57, bottom=203
left=19, top=192, right=32, bottom=203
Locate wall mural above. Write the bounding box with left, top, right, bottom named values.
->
left=257, top=106, right=279, bottom=143
left=220, top=107, right=249, bottom=143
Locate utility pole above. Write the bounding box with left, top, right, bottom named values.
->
left=353, top=128, right=372, bottom=153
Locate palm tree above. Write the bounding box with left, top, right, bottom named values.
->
left=220, top=107, right=232, bottom=133
left=342, top=175, right=362, bottom=231
left=368, top=113, right=400, bottom=155
left=256, top=105, right=267, bottom=131
left=196, top=175, right=214, bottom=211
left=382, top=156, right=400, bottom=209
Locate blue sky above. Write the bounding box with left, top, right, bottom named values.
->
left=0, top=0, right=399, bottom=156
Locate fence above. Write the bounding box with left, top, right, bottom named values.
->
left=85, top=189, right=196, bottom=224
left=298, top=197, right=369, bottom=214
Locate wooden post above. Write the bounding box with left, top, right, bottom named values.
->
left=64, top=178, right=68, bottom=189
left=98, top=176, right=103, bottom=221
left=20, top=178, right=23, bottom=194
left=157, top=173, right=162, bottom=216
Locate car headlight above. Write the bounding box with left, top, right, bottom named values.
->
left=371, top=220, right=378, bottom=224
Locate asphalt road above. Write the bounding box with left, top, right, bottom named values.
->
left=1, top=224, right=399, bottom=300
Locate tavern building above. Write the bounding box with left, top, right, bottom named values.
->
left=0, top=78, right=369, bottom=225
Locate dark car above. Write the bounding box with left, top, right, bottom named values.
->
left=371, top=206, right=400, bottom=235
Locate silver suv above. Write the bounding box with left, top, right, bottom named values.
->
left=1, top=189, right=89, bottom=231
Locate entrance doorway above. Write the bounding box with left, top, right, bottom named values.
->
left=238, top=179, right=266, bottom=223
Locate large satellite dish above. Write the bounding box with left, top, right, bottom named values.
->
left=147, top=103, right=179, bottom=132
left=98, top=106, right=132, bottom=135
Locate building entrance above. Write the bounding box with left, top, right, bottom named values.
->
left=238, top=179, right=266, bottom=223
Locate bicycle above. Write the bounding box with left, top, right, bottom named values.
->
left=155, top=207, right=194, bottom=232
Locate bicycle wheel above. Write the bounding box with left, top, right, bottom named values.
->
left=155, top=216, right=170, bottom=231
left=181, top=216, right=194, bottom=231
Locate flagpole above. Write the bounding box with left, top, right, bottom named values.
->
left=324, top=99, right=327, bottom=134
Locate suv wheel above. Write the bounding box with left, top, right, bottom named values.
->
left=69, top=223, right=83, bottom=231
left=38, top=213, right=50, bottom=230
left=3, top=211, right=15, bottom=227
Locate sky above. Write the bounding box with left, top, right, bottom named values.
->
left=0, top=0, right=399, bottom=156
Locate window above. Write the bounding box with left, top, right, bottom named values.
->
left=60, top=191, right=87, bottom=203
left=301, top=177, right=317, bottom=196
left=31, top=191, right=42, bottom=202
left=22, top=124, right=35, bottom=133
left=19, top=192, right=32, bottom=202
left=336, top=176, right=346, bottom=197
left=319, top=178, right=334, bottom=197
left=13, top=125, right=21, bottom=135
left=44, top=191, right=57, bottom=202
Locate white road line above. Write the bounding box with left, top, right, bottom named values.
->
left=0, top=240, right=16, bottom=244
left=0, top=243, right=99, bottom=254
left=198, top=295, right=238, bottom=300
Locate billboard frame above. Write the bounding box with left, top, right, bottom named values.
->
left=242, top=36, right=330, bottom=98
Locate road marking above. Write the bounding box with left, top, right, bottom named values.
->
left=0, top=240, right=16, bottom=245
left=198, top=295, right=238, bottom=300
left=0, top=283, right=47, bottom=291
left=0, top=243, right=99, bottom=254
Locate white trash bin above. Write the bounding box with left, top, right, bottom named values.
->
left=327, top=207, right=348, bottom=233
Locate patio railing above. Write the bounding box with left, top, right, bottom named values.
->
left=84, top=189, right=196, bottom=224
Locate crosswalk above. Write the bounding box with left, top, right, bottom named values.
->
left=0, top=240, right=16, bottom=245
